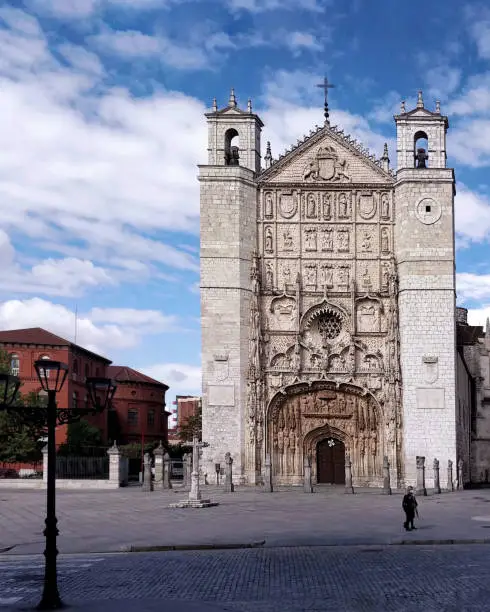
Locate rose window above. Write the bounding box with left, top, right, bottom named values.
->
left=318, top=312, right=342, bottom=340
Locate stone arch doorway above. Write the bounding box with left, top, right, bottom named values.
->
left=317, top=438, right=345, bottom=484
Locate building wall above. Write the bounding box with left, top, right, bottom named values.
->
left=456, top=350, right=472, bottom=484
left=110, top=381, right=169, bottom=445
left=177, top=397, right=201, bottom=431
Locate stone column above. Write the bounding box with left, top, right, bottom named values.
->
left=185, top=453, right=192, bottom=490
left=42, top=445, right=48, bottom=484
left=457, top=459, right=464, bottom=490
left=447, top=460, right=454, bottom=492
left=153, top=442, right=164, bottom=487
left=382, top=455, right=391, bottom=495
left=416, top=456, right=427, bottom=496
left=224, top=452, right=235, bottom=492
left=141, top=452, right=153, bottom=492
left=345, top=454, right=354, bottom=494
left=304, top=455, right=313, bottom=493
left=263, top=453, right=273, bottom=492
left=189, top=437, right=203, bottom=502
left=163, top=452, right=173, bottom=489
left=107, top=441, right=122, bottom=487
left=433, top=458, right=441, bottom=494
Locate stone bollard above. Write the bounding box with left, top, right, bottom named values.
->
left=263, top=454, right=273, bottom=492
left=345, top=454, right=354, bottom=494
left=163, top=452, right=173, bottom=490
left=141, top=452, right=153, bottom=492
left=457, top=459, right=464, bottom=490
left=433, top=458, right=441, bottom=494
left=224, top=452, right=235, bottom=493
left=304, top=456, right=313, bottom=493
left=382, top=455, right=391, bottom=495
left=42, top=445, right=48, bottom=484
left=153, top=441, right=164, bottom=487
left=447, top=460, right=454, bottom=492
left=416, top=456, right=427, bottom=496
left=107, top=441, right=123, bottom=487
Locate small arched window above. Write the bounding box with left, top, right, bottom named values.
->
left=85, top=363, right=90, bottom=379
left=40, top=355, right=51, bottom=378
left=10, top=354, right=19, bottom=376
left=72, top=392, right=78, bottom=409
left=414, top=130, right=429, bottom=168
left=73, top=359, right=78, bottom=374
left=95, top=367, right=100, bottom=377
left=224, top=128, right=240, bottom=166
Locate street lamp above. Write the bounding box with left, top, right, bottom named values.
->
left=0, top=361, right=116, bottom=610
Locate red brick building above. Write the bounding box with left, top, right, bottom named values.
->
left=107, top=366, right=170, bottom=445
left=177, top=396, right=201, bottom=432
left=0, top=328, right=170, bottom=447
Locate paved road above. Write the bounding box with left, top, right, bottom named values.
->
left=3, top=544, right=490, bottom=611
left=2, top=486, right=490, bottom=554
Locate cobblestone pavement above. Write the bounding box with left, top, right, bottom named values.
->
left=3, top=545, right=490, bottom=611
left=2, top=486, right=490, bottom=555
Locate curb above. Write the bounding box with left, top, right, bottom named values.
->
left=123, top=541, right=266, bottom=553
left=395, top=538, right=490, bottom=546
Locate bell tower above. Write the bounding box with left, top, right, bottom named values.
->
left=199, top=90, right=263, bottom=483
left=394, top=92, right=457, bottom=487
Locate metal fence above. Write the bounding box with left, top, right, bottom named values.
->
left=0, top=461, right=43, bottom=479
left=56, top=456, right=109, bottom=480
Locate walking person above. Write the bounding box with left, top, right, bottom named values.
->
left=402, top=486, right=418, bottom=531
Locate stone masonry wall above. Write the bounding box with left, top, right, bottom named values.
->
left=199, top=165, right=258, bottom=483
left=395, top=171, right=457, bottom=487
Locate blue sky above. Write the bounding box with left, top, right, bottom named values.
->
left=1, top=0, right=490, bottom=422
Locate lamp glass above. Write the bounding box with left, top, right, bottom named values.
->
left=34, top=360, right=68, bottom=393
left=85, top=378, right=116, bottom=413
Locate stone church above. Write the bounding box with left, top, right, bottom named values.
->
left=199, top=87, right=489, bottom=490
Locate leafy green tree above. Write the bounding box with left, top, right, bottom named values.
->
left=57, top=419, right=104, bottom=456
left=0, top=349, right=45, bottom=462
left=178, top=403, right=202, bottom=442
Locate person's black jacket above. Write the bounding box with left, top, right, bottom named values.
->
left=402, top=493, right=418, bottom=513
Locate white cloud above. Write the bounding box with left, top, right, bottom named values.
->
left=470, top=19, right=490, bottom=60
left=0, top=6, right=42, bottom=35
left=457, top=273, right=490, bottom=302
left=0, top=16, right=202, bottom=278
left=0, top=298, right=180, bottom=355
left=424, top=65, right=461, bottom=100
left=467, top=306, right=490, bottom=328
left=454, top=185, right=490, bottom=243
left=141, top=362, right=201, bottom=397
left=26, top=0, right=99, bottom=19
left=225, top=0, right=326, bottom=12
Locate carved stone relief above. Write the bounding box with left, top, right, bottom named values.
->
left=360, top=230, right=373, bottom=253
left=358, top=192, right=377, bottom=220
left=338, top=192, right=351, bottom=219
left=265, top=261, right=274, bottom=289
left=270, top=295, right=296, bottom=330
left=303, top=146, right=351, bottom=183
left=321, top=228, right=334, bottom=251
left=320, top=264, right=334, bottom=288
left=380, top=193, right=390, bottom=219
left=357, top=300, right=381, bottom=332
left=380, top=227, right=390, bottom=254
left=304, top=263, right=318, bottom=287
left=264, top=192, right=274, bottom=219
left=304, top=228, right=318, bottom=251
left=305, top=193, right=318, bottom=219
left=264, top=226, right=274, bottom=253
left=278, top=191, right=298, bottom=219
left=322, top=193, right=332, bottom=220
left=336, top=229, right=350, bottom=252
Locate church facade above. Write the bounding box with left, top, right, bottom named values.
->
left=199, top=89, right=460, bottom=489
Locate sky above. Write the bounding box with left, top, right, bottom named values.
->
left=1, top=0, right=490, bottom=425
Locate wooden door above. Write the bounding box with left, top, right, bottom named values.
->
left=317, top=439, right=345, bottom=484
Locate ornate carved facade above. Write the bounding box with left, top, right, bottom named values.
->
left=200, top=90, right=458, bottom=490
left=246, top=175, right=402, bottom=485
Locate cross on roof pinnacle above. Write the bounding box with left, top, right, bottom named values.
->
left=316, top=76, right=335, bottom=125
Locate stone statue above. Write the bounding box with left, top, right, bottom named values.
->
left=266, top=262, right=274, bottom=287
left=381, top=228, right=389, bottom=253
left=322, top=193, right=331, bottom=219
left=283, top=230, right=293, bottom=251
left=321, top=229, right=333, bottom=251
left=381, top=194, right=389, bottom=218
left=264, top=193, right=273, bottom=218
left=339, top=193, right=348, bottom=217
left=265, top=227, right=273, bottom=253
left=307, top=194, right=317, bottom=217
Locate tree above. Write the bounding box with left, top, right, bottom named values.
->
left=178, top=403, right=202, bottom=442
left=57, top=419, right=104, bottom=456
left=0, top=349, right=45, bottom=462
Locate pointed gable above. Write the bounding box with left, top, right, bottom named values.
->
left=259, top=124, right=393, bottom=186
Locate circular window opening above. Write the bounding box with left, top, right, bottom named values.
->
left=318, top=312, right=342, bottom=340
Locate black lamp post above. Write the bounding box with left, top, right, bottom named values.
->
left=0, top=362, right=116, bottom=610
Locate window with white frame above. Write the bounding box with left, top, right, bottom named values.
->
left=10, top=354, right=19, bottom=376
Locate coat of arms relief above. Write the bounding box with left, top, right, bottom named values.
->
left=303, top=146, right=351, bottom=183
